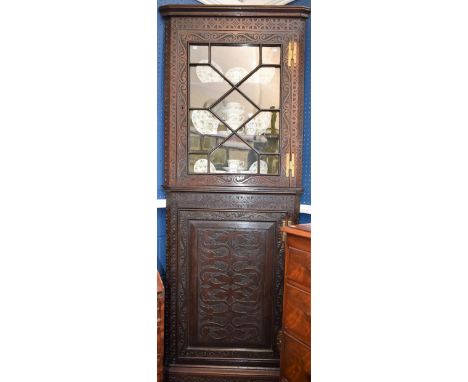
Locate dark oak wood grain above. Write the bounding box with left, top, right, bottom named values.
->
left=162, top=7, right=307, bottom=189
left=159, top=5, right=311, bottom=19
left=162, top=5, right=309, bottom=381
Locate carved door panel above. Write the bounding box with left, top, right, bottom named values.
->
left=174, top=210, right=285, bottom=367
left=163, top=13, right=307, bottom=189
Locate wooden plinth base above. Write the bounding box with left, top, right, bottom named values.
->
left=166, top=364, right=280, bottom=382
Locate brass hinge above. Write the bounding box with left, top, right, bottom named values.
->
left=287, top=41, right=297, bottom=67
left=285, top=152, right=295, bottom=178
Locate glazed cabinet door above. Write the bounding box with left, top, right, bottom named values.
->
left=187, top=44, right=284, bottom=182
left=164, top=15, right=306, bottom=189
left=170, top=209, right=286, bottom=368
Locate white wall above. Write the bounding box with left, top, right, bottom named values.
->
left=312, top=1, right=468, bottom=381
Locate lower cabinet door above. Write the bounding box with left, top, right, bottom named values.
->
left=172, top=209, right=286, bottom=368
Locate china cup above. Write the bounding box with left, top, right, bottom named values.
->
left=227, top=159, right=244, bottom=172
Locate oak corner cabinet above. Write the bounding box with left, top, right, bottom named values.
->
left=160, top=5, right=310, bottom=382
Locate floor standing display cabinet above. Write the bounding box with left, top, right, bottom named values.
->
left=160, top=5, right=310, bottom=382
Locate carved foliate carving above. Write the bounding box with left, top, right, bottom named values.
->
left=165, top=192, right=299, bottom=366
left=174, top=210, right=283, bottom=363
left=170, top=192, right=298, bottom=211
left=173, top=16, right=304, bottom=32
left=194, top=224, right=270, bottom=347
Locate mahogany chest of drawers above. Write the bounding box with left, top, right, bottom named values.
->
left=280, top=223, right=311, bottom=381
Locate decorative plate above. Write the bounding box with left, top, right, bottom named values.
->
left=245, top=112, right=271, bottom=135
left=249, top=160, right=268, bottom=174
left=225, top=67, right=248, bottom=84
left=194, top=159, right=217, bottom=173
left=196, top=60, right=224, bottom=83
left=222, top=101, right=245, bottom=129
left=191, top=110, right=220, bottom=135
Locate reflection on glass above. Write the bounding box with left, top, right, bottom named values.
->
left=190, top=45, right=208, bottom=63
left=240, top=67, right=280, bottom=109
left=211, top=45, right=259, bottom=80
left=190, top=67, right=231, bottom=108
left=210, top=135, right=257, bottom=173
left=262, top=46, right=281, bottom=65
left=212, top=90, right=258, bottom=130
left=260, top=155, right=279, bottom=175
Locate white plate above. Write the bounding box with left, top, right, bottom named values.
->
left=194, top=159, right=216, bottom=173
left=191, top=110, right=220, bottom=135
left=249, top=160, right=268, bottom=174
left=245, top=112, right=272, bottom=135
left=196, top=60, right=224, bottom=83
left=225, top=67, right=248, bottom=84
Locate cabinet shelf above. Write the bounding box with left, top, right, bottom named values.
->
left=190, top=127, right=279, bottom=144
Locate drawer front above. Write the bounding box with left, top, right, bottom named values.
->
left=280, top=333, right=311, bottom=382
left=283, top=284, right=310, bottom=346
left=285, top=237, right=310, bottom=291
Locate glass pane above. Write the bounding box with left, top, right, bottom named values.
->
left=190, top=66, right=231, bottom=108
left=188, top=154, right=217, bottom=174
left=248, top=134, right=279, bottom=154
left=242, top=111, right=279, bottom=135
left=210, top=135, right=257, bottom=173
left=259, top=155, right=279, bottom=175
left=239, top=111, right=280, bottom=154
left=262, top=46, right=281, bottom=65
left=189, top=110, right=229, bottom=152
left=190, top=110, right=221, bottom=135
left=188, top=44, right=283, bottom=177
left=240, top=67, right=280, bottom=109
left=211, top=45, right=260, bottom=84
left=189, top=132, right=221, bottom=152
left=212, top=90, right=259, bottom=130
left=190, top=45, right=208, bottom=63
